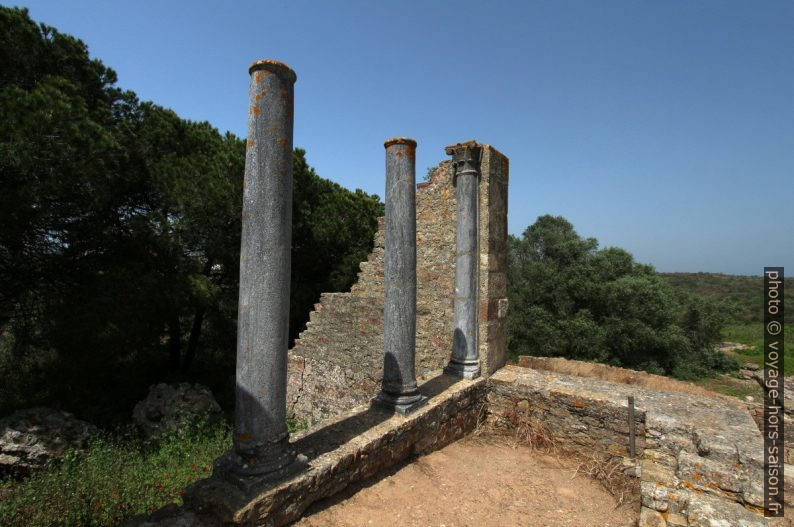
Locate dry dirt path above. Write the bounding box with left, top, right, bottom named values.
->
left=293, top=438, right=638, bottom=527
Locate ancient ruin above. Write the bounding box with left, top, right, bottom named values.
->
left=133, top=60, right=773, bottom=527
left=374, top=138, right=427, bottom=414
left=213, top=60, right=304, bottom=487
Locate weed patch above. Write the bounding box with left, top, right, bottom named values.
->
left=0, top=420, right=231, bottom=527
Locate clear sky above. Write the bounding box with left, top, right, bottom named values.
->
left=8, top=1, right=793, bottom=275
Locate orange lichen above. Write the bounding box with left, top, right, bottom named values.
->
left=251, top=105, right=261, bottom=116
left=574, top=400, right=586, bottom=409
left=246, top=138, right=256, bottom=147
left=384, top=137, right=417, bottom=148
left=237, top=432, right=253, bottom=443
left=249, top=59, right=297, bottom=82
left=395, top=151, right=402, bottom=157
left=280, top=89, right=287, bottom=99
left=255, top=71, right=265, bottom=84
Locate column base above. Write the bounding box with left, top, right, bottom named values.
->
left=373, top=389, right=428, bottom=415
left=213, top=446, right=308, bottom=493
left=444, top=360, right=481, bottom=380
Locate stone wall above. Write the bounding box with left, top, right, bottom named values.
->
left=178, top=375, right=488, bottom=527
left=133, top=364, right=771, bottom=527
left=488, top=365, right=769, bottom=527
left=487, top=366, right=646, bottom=462
left=287, top=144, right=509, bottom=425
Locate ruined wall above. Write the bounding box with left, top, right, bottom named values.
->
left=487, top=366, right=646, bottom=462
left=287, top=145, right=509, bottom=425
left=184, top=377, right=488, bottom=527
left=487, top=365, right=769, bottom=527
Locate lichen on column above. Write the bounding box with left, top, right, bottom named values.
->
left=215, top=59, right=305, bottom=487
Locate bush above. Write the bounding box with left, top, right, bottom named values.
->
left=507, top=215, right=738, bottom=379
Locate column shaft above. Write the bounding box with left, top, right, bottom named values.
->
left=375, top=138, right=427, bottom=414
left=445, top=141, right=482, bottom=379
left=219, top=60, right=303, bottom=483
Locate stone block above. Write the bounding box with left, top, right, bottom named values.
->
left=641, top=481, right=670, bottom=512
left=665, top=512, right=687, bottom=527
left=639, top=506, right=667, bottom=527
left=642, top=459, right=678, bottom=487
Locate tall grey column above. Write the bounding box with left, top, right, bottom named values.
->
left=217, top=59, right=304, bottom=486
left=374, top=138, right=427, bottom=414
left=445, top=141, right=482, bottom=379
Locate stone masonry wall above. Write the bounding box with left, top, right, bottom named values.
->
left=135, top=365, right=768, bottom=527
left=488, top=365, right=769, bottom=527
left=287, top=145, right=509, bottom=425
left=180, top=376, right=488, bottom=527
left=487, top=366, right=646, bottom=462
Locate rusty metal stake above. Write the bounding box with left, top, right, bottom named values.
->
left=628, top=395, right=636, bottom=458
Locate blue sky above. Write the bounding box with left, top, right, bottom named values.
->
left=9, top=1, right=794, bottom=275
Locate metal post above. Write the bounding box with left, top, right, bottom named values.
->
left=445, top=141, right=482, bottom=379
left=374, top=138, right=427, bottom=414
left=628, top=395, right=636, bottom=458
left=216, top=59, right=304, bottom=486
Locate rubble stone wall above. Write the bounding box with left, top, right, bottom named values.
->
left=488, top=366, right=769, bottom=527
left=287, top=145, right=509, bottom=425
left=182, top=375, right=488, bottom=527
left=487, top=367, right=646, bottom=461
left=139, top=366, right=770, bottom=527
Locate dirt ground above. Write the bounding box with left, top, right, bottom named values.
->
left=293, top=438, right=639, bottom=527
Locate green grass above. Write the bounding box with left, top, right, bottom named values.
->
left=0, top=420, right=231, bottom=527
left=695, top=375, right=764, bottom=400
left=721, top=322, right=793, bottom=375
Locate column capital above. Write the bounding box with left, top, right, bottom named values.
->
left=445, top=141, right=482, bottom=184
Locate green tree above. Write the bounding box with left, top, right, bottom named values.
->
left=507, top=215, right=737, bottom=379
left=0, top=7, right=383, bottom=423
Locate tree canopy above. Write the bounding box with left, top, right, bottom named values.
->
left=0, top=7, right=383, bottom=423
left=507, top=215, right=737, bottom=379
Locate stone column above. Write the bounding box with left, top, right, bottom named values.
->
left=374, top=138, right=427, bottom=414
left=445, top=141, right=482, bottom=379
left=217, top=60, right=303, bottom=486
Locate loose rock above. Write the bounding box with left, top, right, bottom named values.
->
left=0, top=407, right=98, bottom=478
left=132, top=383, right=222, bottom=439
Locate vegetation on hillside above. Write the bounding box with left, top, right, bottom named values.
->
left=662, top=272, right=792, bottom=324
left=663, top=273, right=792, bottom=376
left=507, top=215, right=739, bottom=380
left=0, top=6, right=383, bottom=425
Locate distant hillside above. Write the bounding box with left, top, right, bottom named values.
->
left=661, top=272, right=792, bottom=324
